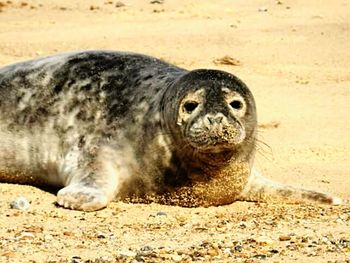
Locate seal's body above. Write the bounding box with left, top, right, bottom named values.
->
left=0, top=51, right=341, bottom=210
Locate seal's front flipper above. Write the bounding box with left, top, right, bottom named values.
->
left=57, top=146, right=133, bottom=211
left=57, top=183, right=109, bottom=211
left=239, top=168, right=343, bottom=205
left=57, top=164, right=119, bottom=211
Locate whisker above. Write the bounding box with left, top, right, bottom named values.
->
left=255, top=137, right=274, bottom=161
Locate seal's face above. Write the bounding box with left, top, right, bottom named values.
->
left=177, top=87, right=247, bottom=153
left=170, top=70, right=256, bottom=155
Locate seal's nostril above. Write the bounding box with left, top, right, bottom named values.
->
left=216, top=116, right=223, bottom=123
left=207, top=116, right=215, bottom=124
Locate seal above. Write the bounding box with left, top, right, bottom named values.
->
left=0, top=50, right=342, bottom=211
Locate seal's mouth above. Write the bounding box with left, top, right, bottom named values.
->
left=195, top=143, right=234, bottom=153
left=188, top=138, right=239, bottom=153
left=186, top=121, right=246, bottom=153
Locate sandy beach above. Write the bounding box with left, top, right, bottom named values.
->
left=0, top=0, right=349, bottom=262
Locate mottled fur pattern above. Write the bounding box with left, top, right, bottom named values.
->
left=0, top=51, right=342, bottom=211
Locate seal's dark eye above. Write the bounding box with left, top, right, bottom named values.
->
left=183, top=101, right=199, bottom=113
left=230, top=100, right=243, bottom=110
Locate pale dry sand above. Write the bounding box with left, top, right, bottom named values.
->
left=0, top=0, right=349, bottom=262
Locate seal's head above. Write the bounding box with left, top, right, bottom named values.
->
left=162, top=69, right=257, bottom=163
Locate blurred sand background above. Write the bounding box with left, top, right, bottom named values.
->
left=0, top=0, right=349, bottom=262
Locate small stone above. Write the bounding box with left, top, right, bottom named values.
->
left=115, top=1, right=125, bottom=8
left=89, top=5, right=99, bottom=10
left=279, top=235, right=291, bottom=241
left=258, top=7, right=268, bottom=12
left=44, top=234, right=53, bottom=241
left=321, top=236, right=330, bottom=244
left=156, top=211, right=167, bottom=217
left=253, top=254, right=267, bottom=260
left=223, top=248, right=232, bottom=256
left=335, top=217, right=344, bottom=224
left=140, top=245, right=153, bottom=251
left=71, top=256, right=83, bottom=263
left=339, top=239, right=350, bottom=248
left=97, top=234, right=106, bottom=239
left=63, top=231, right=73, bottom=236
left=238, top=222, right=246, bottom=228
left=16, top=232, right=35, bottom=240
left=213, top=56, right=241, bottom=66
left=150, top=0, right=164, bottom=4
left=171, top=254, right=182, bottom=262
left=10, top=196, right=30, bottom=210
left=137, top=245, right=154, bottom=257
left=234, top=245, right=242, bottom=252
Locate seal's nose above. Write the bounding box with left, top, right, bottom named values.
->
left=206, top=113, right=224, bottom=124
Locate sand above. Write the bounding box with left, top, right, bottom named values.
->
left=0, top=0, right=349, bottom=262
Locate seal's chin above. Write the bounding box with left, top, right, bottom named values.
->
left=188, top=141, right=237, bottom=165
